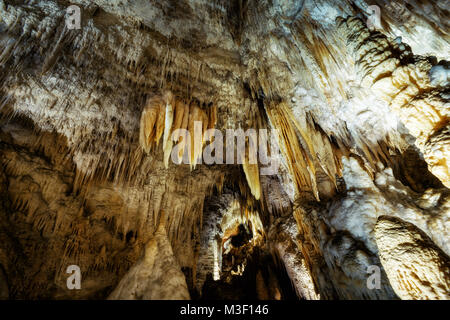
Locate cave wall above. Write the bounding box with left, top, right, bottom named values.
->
left=0, top=0, right=449, bottom=300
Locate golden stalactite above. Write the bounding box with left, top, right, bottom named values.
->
left=139, top=96, right=162, bottom=154
left=240, top=101, right=264, bottom=202
left=178, top=101, right=191, bottom=164
left=266, top=101, right=320, bottom=200
left=139, top=91, right=218, bottom=170
left=242, top=162, right=261, bottom=201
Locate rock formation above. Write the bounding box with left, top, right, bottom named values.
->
left=108, top=216, right=191, bottom=300
left=375, top=215, right=450, bottom=300
left=0, top=0, right=448, bottom=300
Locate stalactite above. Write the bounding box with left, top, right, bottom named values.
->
left=266, top=101, right=321, bottom=200
left=139, top=91, right=217, bottom=169
left=1, top=0, right=448, bottom=301
left=242, top=161, right=261, bottom=201
left=139, top=96, right=161, bottom=153
left=188, top=101, right=201, bottom=169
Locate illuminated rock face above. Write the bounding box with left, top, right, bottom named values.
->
left=108, top=220, right=190, bottom=300
left=337, top=16, right=450, bottom=188
left=375, top=216, right=450, bottom=300
left=0, top=0, right=449, bottom=300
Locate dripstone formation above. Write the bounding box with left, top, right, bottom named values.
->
left=0, top=0, right=448, bottom=300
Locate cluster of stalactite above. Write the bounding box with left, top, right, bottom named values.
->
left=239, top=102, right=270, bottom=201
left=256, top=13, right=449, bottom=299
left=0, top=0, right=232, bottom=195
left=265, top=101, right=343, bottom=201
left=139, top=90, right=218, bottom=169
left=0, top=117, right=226, bottom=298
left=196, top=188, right=302, bottom=300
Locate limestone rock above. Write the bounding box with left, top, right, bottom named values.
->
left=0, top=0, right=448, bottom=301
left=108, top=221, right=190, bottom=300
left=374, top=216, right=450, bottom=300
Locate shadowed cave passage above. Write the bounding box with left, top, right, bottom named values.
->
left=194, top=185, right=299, bottom=300
left=201, top=246, right=299, bottom=300
left=228, top=224, right=253, bottom=248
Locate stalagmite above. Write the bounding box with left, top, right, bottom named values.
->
left=0, top=0, right=448, bottom=302
left=108, top=216, right=191, bottom=300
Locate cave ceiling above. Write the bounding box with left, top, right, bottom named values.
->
left=0, top=0, right=449, bottom=301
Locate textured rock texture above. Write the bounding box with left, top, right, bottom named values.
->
left=338, top=16, right=450, bottom=188
left=375, top=216, right=450, bottom=300
left=0, top=0, right=448, bottom=300
left=0, top=266, right=8, bottom=300
left=108, top=218, right=190, bottom=300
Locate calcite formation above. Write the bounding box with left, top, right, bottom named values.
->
left=0, top=0, right=448, bottom=301
left=375, top=216, right=450, bottom=300
left=108, top=217, right=191, bottom=300
left=337, top=16, right=450, bottom=188
left=139, top=91, right=218, bottom=169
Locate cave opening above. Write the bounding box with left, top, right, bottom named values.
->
left=229, top=223, right=252, bottom=248
left=196, top=188, right=299, bottom=300
left=200, top=246, right=299, bottom=300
